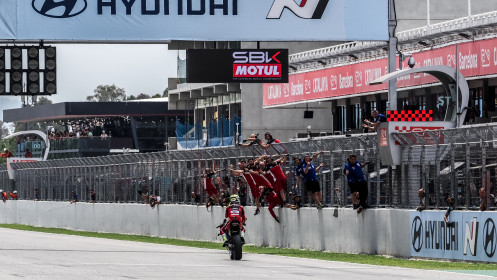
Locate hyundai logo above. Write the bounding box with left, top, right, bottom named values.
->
left=411, top=216, right=423, bottom=252
left=32, top=0, right=87, bottom=18
left=483, top=218, right=497, bottom=258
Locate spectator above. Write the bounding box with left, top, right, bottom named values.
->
left=100, top=131, right=108, bottom=138
left=24, top=149, right=33, bottom=158
left=34, top=188, right=40, bottom=201
left=258, top=132, right=281, bottom=150
left=416, top=189, right=426, bottom=211
left=191, top=192, right=201, bottom=205
left=444, top=195, right=455, bottom=223
left=219, top=187, right=231, bottom=207
left=90, top=189, right=96, bottom=203
left=9, top=190, right=18, bottom=200
left=0, top=189, right=7, bottom=202
left=149, top=195, right=161, bottom=208
left=1, top=148, right=13, bottom=158
left=362, top=110, right=387, bottom=132
left=288, top=192, right=302, bottom=210
left=70, top=191, right=78, bottom=204
left=295, top=153, right=325, bottom=209
left=239, top=133, right=261, bottom=147
left=479, top=187, right=486, bottom=211
left=344, top=154, right=368, bottom=213
left=138, top=183, right=149, bottom=204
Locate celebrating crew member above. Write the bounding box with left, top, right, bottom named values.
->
left=229, top=160, right=261, bottom=215
left=258, top=132, right=280, bottom=150
left=265, top=154, right=289, bottom=204
left=203, top=167, right=221, bottom=208
left=259, top=185, right=282, bottom=223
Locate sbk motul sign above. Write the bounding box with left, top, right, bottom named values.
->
left=233, top=51, right=282, bottom=78
left=187, top=49, right=288, bottom=83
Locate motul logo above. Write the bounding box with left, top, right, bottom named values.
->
left=232, top=51, right=282, bottom=78
left=233, top=64, right=281, bottom=78
left=267, top=0, right=329, bottom=19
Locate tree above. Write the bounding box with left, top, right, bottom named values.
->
left=163, top=88, right=168, bottom=97
left=127, top=95, right=136, bottom=101
left=87, top=84, right=126, bottom=102
left=0, top=120, right=9, bottom=139
left=36, top=97, right=53, bottom=105
left=152, top=93, right=161, bottom=98
left=136, top=93, right=151, bottom=100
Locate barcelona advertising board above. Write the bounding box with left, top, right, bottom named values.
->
left=186, top=49, right=288, bottom=83
left=264, top=37, right=497, bottom=107
left=0, top=0, right=388, bottom=41
left=410, top=211, right=497, bottom=262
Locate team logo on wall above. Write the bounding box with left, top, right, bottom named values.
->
left=483, top=218, right=497, bottom=258
left=411, top=216, right=423, bottom=252
left=32, top=0, right=87, bottom=18
left=267, top=0, right=329, bottom=19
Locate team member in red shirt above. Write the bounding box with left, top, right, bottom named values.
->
left=0, top=189, right=8, bottom=202
left=219, top=194, right=246, bottom=246
left=9, top=190, right=18, bottom=200
left=203, top=167, right=221, bottom=207
left=1, top=148, right=13, bottom=158
left=265, top=155, right=289, bottom=203
left=24, top=149, right=33, bottom=158
left=259, top=185, right=282, bottom=223
left=230, top=161, right=261, bottom=215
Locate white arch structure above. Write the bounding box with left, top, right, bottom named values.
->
left=2, top=130, right=50, bottom=179
left=370, top=65, right=469, bottom=127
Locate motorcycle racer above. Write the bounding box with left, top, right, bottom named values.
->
left=219, top=194, right=246, bottom=247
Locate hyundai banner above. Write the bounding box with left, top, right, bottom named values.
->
left=410, top=211, right=497, bottom=262
left=187, top=49, right=288, bottom=83
left=0, top=0, right=388, bottom=41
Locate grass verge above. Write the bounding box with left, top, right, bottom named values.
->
left=1, top=223, right=496, bottom=271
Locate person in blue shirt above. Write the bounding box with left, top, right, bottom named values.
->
left=362, top=110, right=387, bottom=132
left=294, top=151, right=325, bottom=209
left=344, top=155, right=368, bottom=213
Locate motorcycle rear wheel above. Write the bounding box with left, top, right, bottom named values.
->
left=231, top=235, right=243, bottom=260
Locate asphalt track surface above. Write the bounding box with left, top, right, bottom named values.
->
left=0, top=228, right=493, bottom=280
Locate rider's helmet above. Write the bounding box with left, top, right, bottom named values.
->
left=230, top=194, right=240, bottom=205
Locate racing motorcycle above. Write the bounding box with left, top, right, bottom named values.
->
left=219, top=219, right=244, bottom=260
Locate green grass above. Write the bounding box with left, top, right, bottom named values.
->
left=1, top=224, right=496, bottom=271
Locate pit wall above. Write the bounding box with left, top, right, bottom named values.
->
left=0, top=201, right=411, bottom=257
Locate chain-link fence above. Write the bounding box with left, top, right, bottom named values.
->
left=1, top=124, right=496, bottom=210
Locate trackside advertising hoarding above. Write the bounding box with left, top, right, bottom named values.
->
left=410, top=211, right=497, bottom=262
left=0, top=0, right=388, bottom=41
left=186, top=49, right=288, bottom=83
left=263, top=37, right=497, bottom=107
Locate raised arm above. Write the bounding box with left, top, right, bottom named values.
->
left=310, top=150, right=324, bottom=160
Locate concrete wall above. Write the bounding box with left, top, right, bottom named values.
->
left=0, top=201, right=411, bottom=257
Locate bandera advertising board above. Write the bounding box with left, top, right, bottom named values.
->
left=0, top=0, right=388, bottom=41
left=186, top=49, right=288, bottom=83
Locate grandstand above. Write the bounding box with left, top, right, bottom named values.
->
left=3, top=100, right=192, bottom=158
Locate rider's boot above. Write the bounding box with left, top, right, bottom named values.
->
left=222, top=233, right=228, bottom=247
